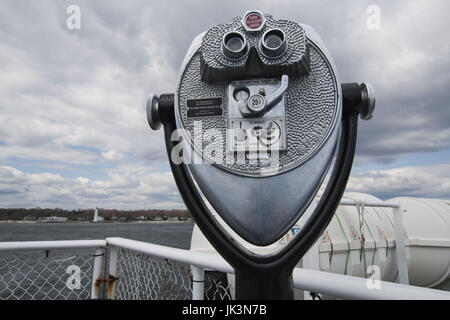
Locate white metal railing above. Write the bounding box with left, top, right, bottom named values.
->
left=339, top=199, right=409, bottom=285
left=299, top=196, right=409, bottom=299
left=106, top=237, right=450, bottom=300
left=0, top=240, right=106, bottom=252
left=0, top=195, right=448, bottom=300
left=0, top=237, right=449, bottom=300
left=105, top=237, right=232, bottom=300
left=291, top=268, right=449, bottom=300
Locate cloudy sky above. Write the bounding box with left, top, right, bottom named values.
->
left=0, top=0, right=449, bottom=209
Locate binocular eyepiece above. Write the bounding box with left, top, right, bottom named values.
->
left=221, top=27, right=288, bottom=62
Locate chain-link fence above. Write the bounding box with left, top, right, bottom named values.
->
left=0, top=249, right=96, bottom=300
left=0, top=244, right=232, bottom=300
left=203, top=271, right=232, bottom=300
left=114, top=248, right=193, bottom=300
left=113, top=248, right=232, bottom=300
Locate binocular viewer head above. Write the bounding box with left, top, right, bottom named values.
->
left=147, top=10, right=375, bottom=247
left=200, top=10, right=310, bottom=83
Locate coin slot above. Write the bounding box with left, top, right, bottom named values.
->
left=233, top=87, right=250, bottom=102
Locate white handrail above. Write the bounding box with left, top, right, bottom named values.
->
left=0, top=236, right=448, bottom=300
left=106, top=237, right=233, bottom=274
left=292, top=268, right=449, bottom=300
left=338, top=198, right=409, bottom=284
left=339, top=199, right=400, bottom=208
left=106, top=237, right=450, bottom=300
left=0, top=240, right=107, bottom=252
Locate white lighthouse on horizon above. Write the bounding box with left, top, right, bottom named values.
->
left=93, top=207, right=99, bottom=223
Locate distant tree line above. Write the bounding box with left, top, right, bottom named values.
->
left=0, top=208, right=192, bottom=222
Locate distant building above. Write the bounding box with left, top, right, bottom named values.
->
left=153, top=216, right=163, bottom=221
left=40, top=217, right=68, bottom=222
left=167, top=217, right=179, bottom=222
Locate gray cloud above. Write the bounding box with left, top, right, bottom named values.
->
left=0, top=0, right=449, bottom=208
left=347, top=163, right=450, bottom=200
left=2, top=160, right=449, bottom=209
left=2, top=1, right=448, bottom=163
left=0, top=165, right=183, bottom=209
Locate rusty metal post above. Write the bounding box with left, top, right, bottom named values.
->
left=91, top=247, right=105, bottom=299
left=107, top=246, right=120, bottom=299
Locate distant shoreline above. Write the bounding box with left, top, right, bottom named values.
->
left=0, top=220, right=193, bottom=224
left=0, top=208, right=192, bottom=223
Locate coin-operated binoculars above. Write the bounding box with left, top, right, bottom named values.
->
left=146, top=11, right=375, bottom=299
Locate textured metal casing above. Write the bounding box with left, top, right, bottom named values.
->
left=174, top=19, right=342, bottom=246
